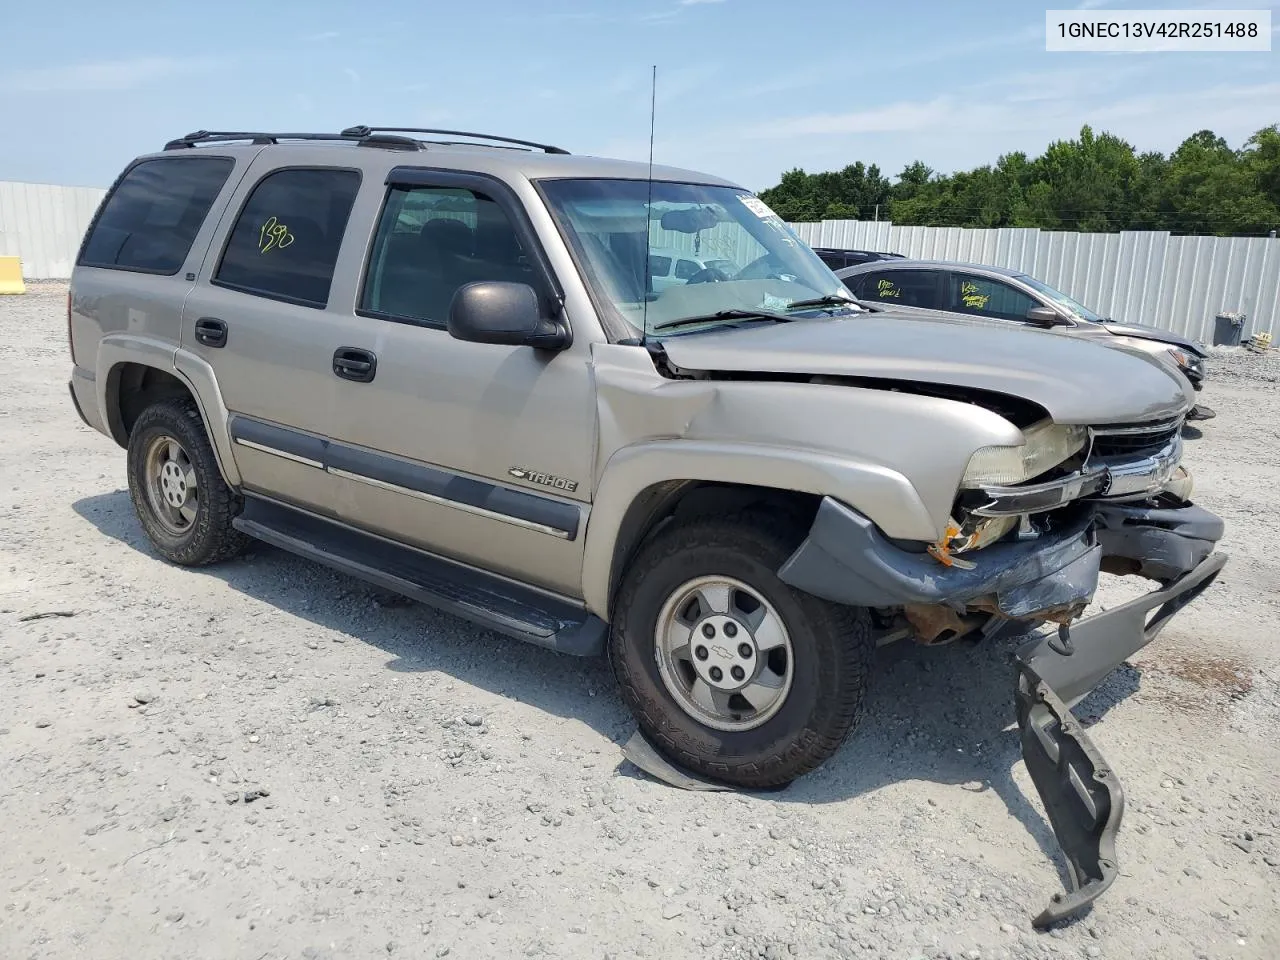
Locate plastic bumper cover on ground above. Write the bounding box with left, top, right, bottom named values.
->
left=779, top=496, right=1227, bottom=927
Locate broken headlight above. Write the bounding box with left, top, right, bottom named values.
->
left=960, top=420, right=1088, bottom=489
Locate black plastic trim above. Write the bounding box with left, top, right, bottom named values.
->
left=67, top=381, right=90, bottom=428
left=227, top=414, right=578, bottom=538
left=232, top=495, right=603, bottom=655
left=229, top=415, right=327, bottom=465
left=325, top=440, right=579, bottom=539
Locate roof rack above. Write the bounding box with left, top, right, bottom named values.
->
left=163, top=127, right=570, bottom=155
left=163, top=130, right=422, bottom=152
left=342, top=126, right=569, bottom=154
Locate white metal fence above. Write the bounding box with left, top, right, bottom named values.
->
left=790, top=220, right=1280, bottom=344
left=2, top=179, right=1278, bottom=344
left=0, top=181, right=107, bottom=281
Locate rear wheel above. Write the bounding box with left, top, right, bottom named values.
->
left=610, top=512, right=874, bottom=788
left=126, top=398, right=247, bottom=566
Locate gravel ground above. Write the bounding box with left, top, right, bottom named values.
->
left=2, top=283, right=1279, bottom=960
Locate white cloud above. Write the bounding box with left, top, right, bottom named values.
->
left=303, top=30, right=340, bottom=42
left=3, top=56, right=220, bottom=93
left=343, top=67, right=361, bottom=87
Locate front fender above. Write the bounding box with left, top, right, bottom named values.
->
left=579, top=439, right=936, bottom=617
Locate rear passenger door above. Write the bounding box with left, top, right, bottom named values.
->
left=180, top=161, right=363, bottom=515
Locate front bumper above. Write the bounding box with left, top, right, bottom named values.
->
left=779, top=495, right=1227, bottom=926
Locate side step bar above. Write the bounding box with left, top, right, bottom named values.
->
left=232, top=495, right=606, bottom=656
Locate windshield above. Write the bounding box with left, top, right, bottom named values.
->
left=1017, top=275, right=1105, bottom=323
left=539, top=179, right=858, bottom=336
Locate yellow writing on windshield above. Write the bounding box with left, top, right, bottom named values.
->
left=960, top=280, right=989, bottom=310
left=876, top=279, right=900, bottom=299
left=259, top=216, right=295, bottom=254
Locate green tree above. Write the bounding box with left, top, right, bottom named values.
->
left=759, top=123, right=1280, bottom=236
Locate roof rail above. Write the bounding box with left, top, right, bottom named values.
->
left=340, top=125, right=570, bottom=155
left=163, top=130, right=422, bottom=152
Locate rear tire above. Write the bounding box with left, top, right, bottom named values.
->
left=610, top=511, right=874, bottom=788
left=126, top=398, right=247, bottom=566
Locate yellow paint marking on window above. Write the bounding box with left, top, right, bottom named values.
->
left=259, top=216, right=295, bottom=254
left=876, top=279, right=900, bottom=299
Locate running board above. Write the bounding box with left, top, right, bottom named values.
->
left=232, top=495, right=606, bottom=656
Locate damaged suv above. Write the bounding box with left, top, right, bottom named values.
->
left=69, top=127, right=1226, bottom=926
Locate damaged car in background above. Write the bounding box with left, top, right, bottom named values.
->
left=834, top=258, right=1217, bottom=421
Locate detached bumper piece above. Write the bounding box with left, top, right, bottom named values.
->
left=1012, top=548, right=1226, bottom=926
left=1014, top=660, right=1122, bottom=929
left=781, top=496, right=1228, bottom=926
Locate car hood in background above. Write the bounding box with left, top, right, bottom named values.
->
left=658, top=314, right=1194, bottom=425
left=1100, top=321, right=1206, bottom=356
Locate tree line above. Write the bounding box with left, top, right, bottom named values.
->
left=758, top=124, right=1280, bottom=236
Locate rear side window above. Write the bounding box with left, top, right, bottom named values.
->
left=674, top=259, right=701, bottom=280
left=856, top=269, right=940, bottom=308
left=79, top=157, right=233, bottom=274
left=214, top=168, right=361, bottom=308
left=648, top=255, right=672, bottom=277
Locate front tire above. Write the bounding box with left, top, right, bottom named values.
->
left=126, top=398, right=247, bottom=566
left=610, top=512, right=874, bottom=788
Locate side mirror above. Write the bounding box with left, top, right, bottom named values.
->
left=447, top=281, right=569, bottom=350
left=1026, top=305, right=1065, bottom=327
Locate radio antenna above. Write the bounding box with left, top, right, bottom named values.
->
left=640, top=64, right=657, bottom=345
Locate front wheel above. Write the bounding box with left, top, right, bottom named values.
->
left=609, top=512, right=875, bottom=788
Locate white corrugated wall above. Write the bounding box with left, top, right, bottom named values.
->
left=2, top=180, right=1277, bottom=344
left=789, top=219, right=1280, bottom=343
left=0, top=181, right=107, bottom=280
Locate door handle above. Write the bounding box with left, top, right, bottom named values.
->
left=333, top=346, right=377, bottom=383
left=194, top=317, right=228, bottom=348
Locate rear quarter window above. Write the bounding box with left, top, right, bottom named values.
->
left=78, top=156, right=234, bottom=274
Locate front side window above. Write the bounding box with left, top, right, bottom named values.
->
left=360, top=184, right=535, bottom=325
left=539, top=179, right=856, bottom=337
left=946, top=273, right=1039, bottom=321
left=1017, top=275, right=1102, bottom=322
left=855, top=269, right=940, bottom=308
left=214, top=168, right=361, bottom=308
left=79, top=156, right=233, bottom=274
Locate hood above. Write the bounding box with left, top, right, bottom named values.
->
left=657, top=314, right=1194, bottom=425
left=1100, top=321, right=1206, bottom=356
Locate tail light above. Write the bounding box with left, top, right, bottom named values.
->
left=67, top=292, right=74, bottom=362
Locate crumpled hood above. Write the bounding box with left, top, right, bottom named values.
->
left=657, top=315, right=1194, bottom=425
left=1100, top=321, right=1206, bottom=356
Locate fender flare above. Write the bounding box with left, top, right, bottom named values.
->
left=96, top=335, right=241, bottom=488
left=579, top=439, right=938, bottom=618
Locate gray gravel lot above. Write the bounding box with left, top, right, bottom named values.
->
left=2, top=283, right=1279, bottom=960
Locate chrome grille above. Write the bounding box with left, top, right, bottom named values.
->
left=1089, top=417, right=1183, bottom=459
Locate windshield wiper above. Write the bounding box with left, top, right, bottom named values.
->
left=649, top=309, right=795, bottom=332
left=785, top=294, right=860, bottom=312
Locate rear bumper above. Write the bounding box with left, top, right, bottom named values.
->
left=69, top=367, right=105, bottom=434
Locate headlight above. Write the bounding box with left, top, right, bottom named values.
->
left=960, top=420, right=1088, bottom=488
left=1169, top=348, right=1192, bottom=369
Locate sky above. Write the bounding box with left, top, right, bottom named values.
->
left=1, top=0, right=1277, bottom=191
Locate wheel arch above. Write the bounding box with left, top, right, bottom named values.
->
left=581, top=440, right=938, bottom=620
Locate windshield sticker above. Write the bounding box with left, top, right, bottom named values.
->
left=739, top=195, right=778, bottom=220
left=959, top=280, right=990, bottom=310
left=876, top=278, right=901, bottom=299
left=259, top=216, right=295, bottom=254
left=760, top=293, right=790, bottom=311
